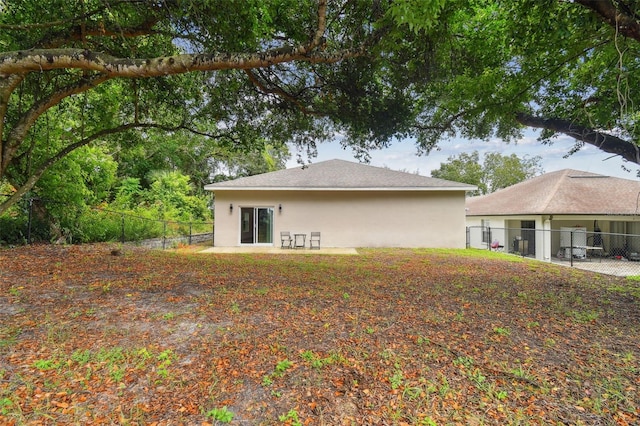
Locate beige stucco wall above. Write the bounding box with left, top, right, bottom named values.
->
left=212, top=190, right=467, bottom=248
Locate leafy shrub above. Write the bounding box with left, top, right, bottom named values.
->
left=0, top=212, right=28, bottom=245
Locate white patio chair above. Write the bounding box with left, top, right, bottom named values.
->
left=309, top=232, right=321, bottom=249
left=280, top=231, right=292, bottom=249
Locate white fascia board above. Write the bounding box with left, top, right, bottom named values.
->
left=204, top=186, right=477, bottom=192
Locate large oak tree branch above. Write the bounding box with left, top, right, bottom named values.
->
left=575, top=0, right=640, bottom=42
left=1, top=73, right=112, bottom=176
left=0, top=0, right=369, bottom=216
left=0, top=74, right=25, bottom=164
left=245, top=69, right=323, bottom=116
left=309, top=0, right=328, bottom=50
left=515, top=112, right=640, bottom=164
left=0, top=0, right=352, bottom=79
left=0, top=121, right=195, bottom=214
left=0, top=46, right=363, bottom=78
left=41, top=18, right=161, bottom=50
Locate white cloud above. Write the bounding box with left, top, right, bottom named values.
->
left=288, top=131, right=640, bottom=180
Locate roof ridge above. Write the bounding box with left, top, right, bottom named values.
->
left=204, top=158, right=477, bottom=190
left=466, top=168, right=640, bottom=216
left=538, top=169, right=568, bottom=211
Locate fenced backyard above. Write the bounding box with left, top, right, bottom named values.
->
left=1, top=244, right=638, bottom=424
left=2, top=201, right=213, bottom=249
left=468, top=225, right=640, bottom=277
left=85, top=208, right=214, bottom=249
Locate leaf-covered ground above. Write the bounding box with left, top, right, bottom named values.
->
left=1, top=244, right=639, bottom=425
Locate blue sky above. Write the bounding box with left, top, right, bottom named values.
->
left=287, top=131, right=640, bottom=180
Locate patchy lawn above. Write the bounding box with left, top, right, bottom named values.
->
left=1, top=244, right=639, bottom=425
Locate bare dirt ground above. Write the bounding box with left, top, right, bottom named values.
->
left=1, top=244, right=639, bottom=425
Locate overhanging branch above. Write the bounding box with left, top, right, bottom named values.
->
left=0, top=1, right=363, bottom=79
left=0, top=46, right=364, bottom=78
left=0, top=121, right=200, bottom=214
left=245, top=69, right=324, bottom=116
left=1, top=73, right=112, bottom=176
left=515, top=112, right=640, bottom=164
left=575, top=0, right=640, bottom=43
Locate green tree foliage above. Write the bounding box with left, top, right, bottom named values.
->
left=76, top=171, right=211, bottom=243
left=112, top=178, right=144, bottom=211
left=483, top=152, right=544, bottom=194
left=0, top=0, right=447, bottom=215
left=431, top=152, right=486, bottom=194
left=28, top=145, right=118, bottom=241
left=4, top=0, right=637, bottom=224
left=208, top=141, right=290, bottom=182
left=408, top=1, right=640, bottom=172
left=431, top=151, right=543, bottom=195
left=145, top=171, right=210, bottom=222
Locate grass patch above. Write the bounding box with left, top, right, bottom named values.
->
left=0, top=244, right=637, bottom=424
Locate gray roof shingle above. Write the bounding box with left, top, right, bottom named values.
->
left=205, top=159, right=476, bottom=191
left=466, top=169, right=640, bottom=215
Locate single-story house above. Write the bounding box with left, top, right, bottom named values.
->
left=465, top=169, right=640, bottom=261
left=204, top=159, right=476, bottom=248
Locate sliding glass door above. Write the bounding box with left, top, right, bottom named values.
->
left=240, top=207, right=273, bottom=244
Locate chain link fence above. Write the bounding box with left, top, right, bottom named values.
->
left=0, top=197, right=213, bottom=249
left=467, top=225, right=640, bottom=277
left=86, top=208, right=214, bottom=249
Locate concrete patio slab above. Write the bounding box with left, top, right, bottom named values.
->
left=551, top=257, right=640, bottom=277
left=199, top=246, right=359, bottom=255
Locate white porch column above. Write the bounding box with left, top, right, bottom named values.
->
left=542, top=216, right=552, bottom=262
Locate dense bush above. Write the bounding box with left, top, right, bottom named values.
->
left=76, top=208, right=169, bottom=243
left=0, top=211, right=28, bottom=245
left=1, top=170, right=212, bottom=245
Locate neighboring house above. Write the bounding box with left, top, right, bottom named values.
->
left=204, top=159, right=476, bottom=248
left=466, top=169, right=640, bottom=261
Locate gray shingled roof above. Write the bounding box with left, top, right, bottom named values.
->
left=466, top=169, right=640, bottom=216
left=204, top=159, right=476, bottom=191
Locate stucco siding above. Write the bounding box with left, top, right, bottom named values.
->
left=214, top=190, right=466, bottom=248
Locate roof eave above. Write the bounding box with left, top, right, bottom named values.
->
left=205, top=186, right=476, bottom=192
left=466, top=211, right=640, bottom=216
